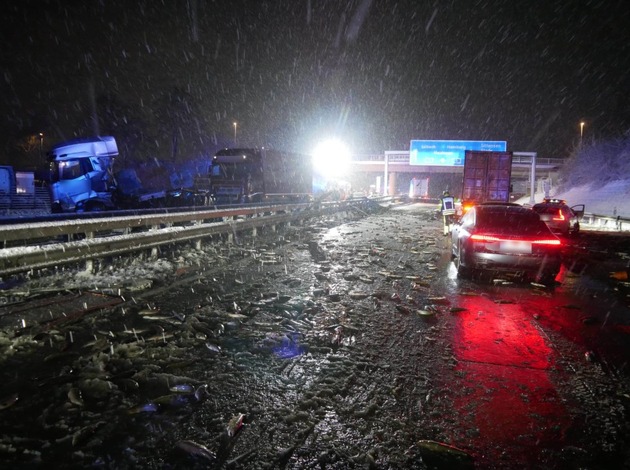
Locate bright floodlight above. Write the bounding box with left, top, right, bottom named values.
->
left=312, top=139, right=351, bottom=179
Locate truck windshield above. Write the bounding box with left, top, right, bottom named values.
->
left=51, top=159, right=92, bottom=182
left=211, top=163, right=253, bottom=180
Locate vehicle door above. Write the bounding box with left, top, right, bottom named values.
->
left=571, top=204, right=585, bottom=219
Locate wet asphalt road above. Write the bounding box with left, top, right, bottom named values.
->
left=0, top=202, right=629, bottom=469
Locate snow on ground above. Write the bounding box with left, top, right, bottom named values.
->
left=545, top=180, right=630, bottom=219
left=516, top=179, right=630, bottom=220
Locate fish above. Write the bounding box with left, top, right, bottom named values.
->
left=68, top=388, right=84, bottom=407
left=349, top=292, right=370, bottom=300
left=395, top=305, right=412, bottom=314
left=176, top=440, right=216, bottom=462
left=449, top=307, right=468, bottom=313
left=137, top=308, right=161, bottom=316
left=226, top=413, right=246, bottom=437
left=170, top=384, right=194, bottom=393
left=0, top=392, right=19, bottom=411
left=530, top=282, right=548, bottom=289
left=153, top=394, right=194, bottom=407
left=72, top=421, right=105, bottom=447
left=205, top=343, right=221, bottom=354
left=127, top=402, right=160, bottom=414
left=416, top=439, right=474, bottom=469
left=194, top=384, right=210, bottom=401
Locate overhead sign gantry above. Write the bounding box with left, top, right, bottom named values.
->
left=409, top=140, right=507, bottom=166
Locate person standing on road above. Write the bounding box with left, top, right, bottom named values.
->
left=439, top=190, right=456, bottom=236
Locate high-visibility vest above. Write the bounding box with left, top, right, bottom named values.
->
left=440, top=196, right=456, bottom=215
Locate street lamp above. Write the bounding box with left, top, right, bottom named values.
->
left=580, top=121, right=585, bottom=139
left=233, top=122, right=237, bottom=147
left=39, top=132, right=44, bottom=159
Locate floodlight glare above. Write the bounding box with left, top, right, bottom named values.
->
left=312, top=139, right=351, bottom=179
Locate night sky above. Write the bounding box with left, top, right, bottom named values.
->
left=1, top=0, right=629, bottom=168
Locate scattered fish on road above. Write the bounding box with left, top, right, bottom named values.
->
left=176, top=439, right=217, bottom=462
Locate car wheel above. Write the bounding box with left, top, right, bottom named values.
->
left=455, top=241, right=471, bottom=279
left=535, top=271, right=557, bottom=287
left=571, top=222, right=580, bottom=236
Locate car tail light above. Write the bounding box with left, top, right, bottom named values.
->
left=471, top=234, right=561, bottom=246
left=552, top=211, right=565, bottom=221
left=532, top=239, right=561, bottom=246
left=462, top=203, right=474, bottom=214
left=470, top=234, right=501, bottom=242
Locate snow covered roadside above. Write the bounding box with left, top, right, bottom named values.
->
left=514, top=179, right=630, bottom=231
left=535, top=180, right=630, bottom=219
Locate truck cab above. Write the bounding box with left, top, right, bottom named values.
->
left=48, top=136, right=118, bottom=212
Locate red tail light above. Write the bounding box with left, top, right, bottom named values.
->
left=470, top=234, right=561, bottom=246
left=552, top=211, right=565, bottom=221
left=470, top=234, right=500, bottom=242
left=532, top=239, right=561, bottom=246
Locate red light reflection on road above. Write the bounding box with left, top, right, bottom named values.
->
left=447, top=294, right=571, bottom=465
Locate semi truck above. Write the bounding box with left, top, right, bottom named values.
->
left=210, top=147, right=313, bottom=204
left=48, top=136, right=210, bottom=212
left=460, top=150, right=513, bottom=213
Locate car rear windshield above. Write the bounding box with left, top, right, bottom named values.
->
left=477, top=209, right=550, bottom=235
left=532, top=206, right=562, bottom=215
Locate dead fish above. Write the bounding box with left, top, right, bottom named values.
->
left=176, top=440, right=216, bottom=462
left=171, top=311, right=186, bottom=322
left=44, top=351, right=80, bottom=363
left=530, top=282, right=548, bottom=289
left=412, top=281, right=431, bottom=289
left=416, top=439, right=474, bottom=469
left=170, top=384, right=195, bottom=393
left=206, top=343, right=222, bottom=354
left=349, top=292, right=370, bottom=300
left=226, top=413, right=246, bottom=437
left=194, top=384, right=210, bottom=401
left=153, top=393, right=195, bottom=407
left=395, top=305, right=412, bottom=314
left=68, top=388, right=84, bottom=407
left=449, top=307, right=468, bottom=313
left=137, top=308, right=161, bottom=316
left=0, top=392, right=19, bottom=411
left=72, top=421, right=106, bottom=447
left=127, top=402, right=160, bottom=414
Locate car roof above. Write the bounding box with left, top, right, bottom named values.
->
left=474, top=204, right=546, bottom=221
left=533, top=201, right=569, bottom=209
left=475, top=203, right=529, bottom=213
left=534, top=199, right=569, bottom=207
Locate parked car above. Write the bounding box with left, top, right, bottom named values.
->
left=451, top=203, right=563, bottom=284
left=531, top=198, right=584, bottom=236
